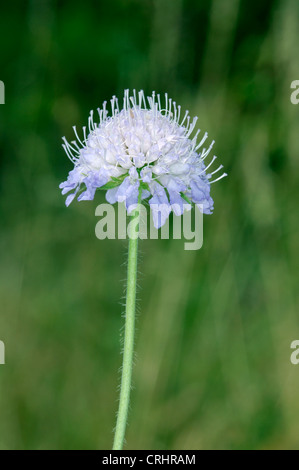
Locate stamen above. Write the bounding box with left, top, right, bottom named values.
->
left=123, top=89, right=130, bottom=111
left=185, top=115, right=190, bottom=131
left=62, top=138, right=78, bottom=163
left=82, top=126, right=87, bottom=143
left=195, top=132, right=208, bottom=151
left=68, top=141, right=80, bottom=155
left=111, top=96, right=117, bottom=117
left=157, top=94, right=161, bottom=112
left=103, top=101, right=108, bottom=118
left=180, top=110, right=189, bottom=127
left=152, top=91, right=156, bottom=110
left=186, top=117, right=198, bottom=137
left=201, top=140, right=215, bottom=160
left=173, top=102, right=177, bottom=123
left=210, top=173, right=227, bottom=183
left=198, top=155, right=217, bottom=175
left=71, top=140, right=82, bottom=154
left=177, top=105, right=181, bottom=123
left=165, top=93, right=168, bottom=114
left=138, top=90, right=146, bottom=108
left=209, top=164, right=223, bottom=176
left=73, top=126, right=84, bottom=147
left=168, top=98, right=172, bottom=118
left=88, top=110, right=95, bottom=133
left=97, top=108, right=103, bottom=123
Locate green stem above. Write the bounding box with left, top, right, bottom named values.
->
left=113, top=192, right=142, bottom=450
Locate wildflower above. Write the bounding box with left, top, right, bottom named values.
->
left=60, top=90, right=226, bottom=228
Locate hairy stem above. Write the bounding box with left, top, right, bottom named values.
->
left=113, top=193, right=142, bottom=450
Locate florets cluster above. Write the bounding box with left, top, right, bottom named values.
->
left=60, top=90, right=226, bottom=228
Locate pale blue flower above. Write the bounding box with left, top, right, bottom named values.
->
left=60, top=90, right=226, bottom=228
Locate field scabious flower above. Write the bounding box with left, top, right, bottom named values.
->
left=59, top=89, right=227, bottom=450
left=60, top=90, right=226, bottom=228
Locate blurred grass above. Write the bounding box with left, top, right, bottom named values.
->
left=1, top=0, right=299, bottom=450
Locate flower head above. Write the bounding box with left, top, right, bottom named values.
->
left=60, top=90, right=226, bottom=228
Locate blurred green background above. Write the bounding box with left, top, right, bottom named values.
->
left=1, top=0, right=299, bottom=450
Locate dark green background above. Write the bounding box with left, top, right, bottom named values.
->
left=1, top=0, right=299, bottom=450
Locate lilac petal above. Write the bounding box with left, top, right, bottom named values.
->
left=169, top=162, right=190, bottom=175
left=190, top=181, right=208, bottom=202
left=112, top=175, right=141, bottom=213
left=149, top=198, right=171, bottom=229
left=61, top=186, right=74, bottom=195
left=141, top=189, right=151, bottom=200
left=160, top=175, right=186, bottom=193
left=140, top=167, right=152, bottom=183
left=65, top=192, right=77, bottom=207
left=197, top=197, right=214, bottom=214
left=168, top=190, right=190, bottom=216
left=116, top=177, right=140, bottom=203
left=133, top=153, right=146, bottom=168
left=129, top=167, right=138, bottom=179
left=115, top=177, right=132, bottom=202
left=59, top=168, right=82, bottom=194
left=190, top=179, right=210, bottom=200
left=77, top=169, right=110, bottom=202
left=116, top=154, right=132, bottom=169
left=77, top=186, right=96, bottom=201
left=149, top=185, right=171, bottom=229
left=105, top=187, right=118, bottom=204
left=87, top=169, right=110, bottom=188
left=152, top=164, right=167, bottom=176
left=125, top=183, right=140, bottom=212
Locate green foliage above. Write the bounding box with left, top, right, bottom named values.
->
left=99, top=175, right=128, bottom=191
